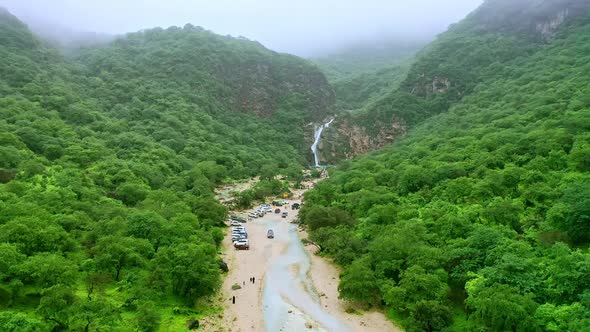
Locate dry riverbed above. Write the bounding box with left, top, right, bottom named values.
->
left=203, top=179, right=401, bottom=332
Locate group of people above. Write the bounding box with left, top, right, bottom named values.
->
left=232, top=276, right=257, bottom=304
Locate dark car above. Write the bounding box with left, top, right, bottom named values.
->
left=267, top=229, right=274, bottom=239
left=292, top=203, right=300, bottom=210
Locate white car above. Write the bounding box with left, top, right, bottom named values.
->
left=233, top=239, right=249, bottom=250
left=248, top=212, right=258, bottom=218
left=230, top=221, right=241, bottom=226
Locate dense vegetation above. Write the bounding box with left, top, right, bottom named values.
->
left=329, top=63, right=410, bottom=111
left=0, top=8, right=329, bottom=331
left=312, top=42, right=421, bottom=112
left=301, top=2, right=590, bottom=331
left=312, top=40, right=424, bottom=82
left=331, top=0, right=590, bottom=139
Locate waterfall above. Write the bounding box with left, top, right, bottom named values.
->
left=311, top=119, right=334, bottom=167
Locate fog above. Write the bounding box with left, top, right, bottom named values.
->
left=0, top=0, right=482, bottom=56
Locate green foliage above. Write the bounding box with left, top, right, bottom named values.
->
left=301, top=4, right=590, bottom=331
left=312, top=40, right=423, bottom=82
left=0, top=7, right=333, bottom=327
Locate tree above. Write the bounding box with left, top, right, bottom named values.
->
left=70, top=298, right=120, bottom=332
left=338, top=256, right=381, bottom=306
left=17, top=253, right=78, bottom=288
left=0, top=311, right=45, bottom=332
left=301, top=206, right=355, bottom=231
left=36, top=285, right=77, bottom=330
left=466, top=279, right=539, bottom=331
left=115, top=182, right=150, bottom=206
left=126, top=210, right=165, bottom=250
left=560, top=181, right=590, bottom=244
left=383, top=265, right=449, bottom=313
left=151, top=242, right=220, bottom=302
left=411, top=300, right=453, bottom=332
left=0, top=217, right=72, bottom=256
left=93, top=236, right=153, bottom=281
left=0, top=243, right=25, bottom=281
left=136, top=301, right=161, bottom=332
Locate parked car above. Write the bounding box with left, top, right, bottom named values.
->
left=248, top=212, right=258, bottom=218
left=267, top=229, right=274, bottom=239
left=233, top=216, right=247, bottom=223
left=230, top=220, right=241, bottom=226
left=272, top=200, right=283, bottom=206
left=233, top=239, right=249, bottom=250
left=292, top=203, right=300, bottom=210
left=281, top=212, right=288, bottom=218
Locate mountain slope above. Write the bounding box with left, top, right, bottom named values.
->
left=319, top=0, right=590, bottom=162
left=301, top=1, right=590, bottom=331
left=0, top=9, right=332, bottom=331
left=312, top=40, right=424, bottom=82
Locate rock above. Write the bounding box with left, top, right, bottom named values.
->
left=319, top=292, right=325, bottom=297
left=217, top=259, right=229, bottom=272
left=288, top=310, right=293, bottom=313
left=305, top=322, right=314, bottom=329
left=187, top=318, right=200, bottom=330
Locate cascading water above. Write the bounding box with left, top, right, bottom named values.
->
left=311, top=119, right=334, bottom=167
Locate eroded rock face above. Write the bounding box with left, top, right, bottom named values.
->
left=314, top=117, right=407, bottom=164
left=409, top=73, right=452, bottom=97
left=536, top=9, right=569, bottom=42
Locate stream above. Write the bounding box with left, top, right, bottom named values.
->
left=261, top=216, right=351, bottom=332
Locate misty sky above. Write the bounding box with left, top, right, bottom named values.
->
left=0, top=0, right=483, bottom=56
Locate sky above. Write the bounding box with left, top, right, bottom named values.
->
left=0, top=0, right=483, bottom=56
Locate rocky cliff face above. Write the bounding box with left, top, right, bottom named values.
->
left=314, top=0, right=590, bottom=164
left=536, top=8, right=570, bottom=42
left=312, top=116, right=407, bottom=163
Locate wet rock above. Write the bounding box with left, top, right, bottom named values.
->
left=217, top=259, right=229, bottom=272
left=187, top=318, right=199, bottom=330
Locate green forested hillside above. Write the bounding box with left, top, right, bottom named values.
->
left=330, top=0, right=590, bottom=147
left=312, top=41, right=423, bottom=82
left=0, top=9, right=331, bottom=331
left=330, top=64, right=410, bottom=111
left=312, top=41, right=422, bottom=112
left=301, top=2, right=590, bottom=332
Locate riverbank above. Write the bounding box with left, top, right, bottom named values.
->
left=204, top=178, right=400, bottom=332
left=300, top=229, right=402, bottom=332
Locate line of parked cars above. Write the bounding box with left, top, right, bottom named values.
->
left=248, top=204, right=273, bottom=218
left=231, top=224, right=249, bottom=250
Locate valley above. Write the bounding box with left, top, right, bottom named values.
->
left=1, top=0, right=590, bottom=331
left=211, top=178, right=399, bottom=332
